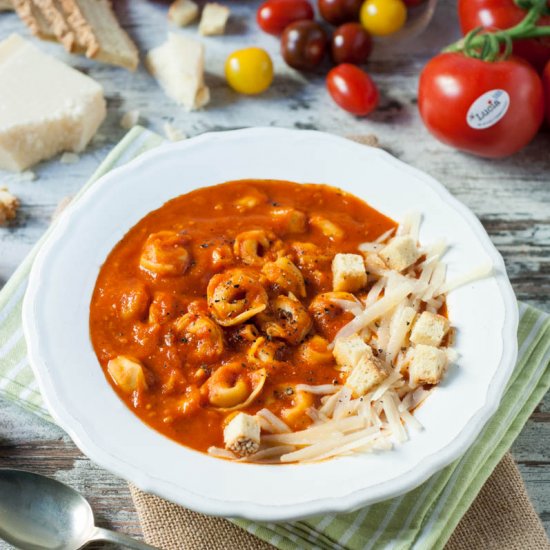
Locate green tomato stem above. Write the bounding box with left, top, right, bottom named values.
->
left=444, top=0, right=550, bottom=59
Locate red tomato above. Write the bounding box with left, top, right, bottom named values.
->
left=543, top=60, right=550, bottom=125
left=257, top=0, right=314, bottom=35
left=458, top=0, right=550, bottom=72
left=318, top=0, right=363, bottom=25
left=331, top=23, right=372, bottom=64
left=418, top=53, right=544, bottom=158
left=326, top=64, right=379, bottom=116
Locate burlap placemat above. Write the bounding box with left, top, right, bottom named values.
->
left=129, top=453, right=550, bottom=550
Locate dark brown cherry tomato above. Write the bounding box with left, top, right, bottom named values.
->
left=403, top=0, right=425, bottom=6
left=318, top=0, right=363, bottom=25
left=331, top=23, right=372, bottom=64
left=326, top=63, right=379, bottom=116
left=281, top=20, right=328, bottom=71
left=257, top=0, right=315, bottom=35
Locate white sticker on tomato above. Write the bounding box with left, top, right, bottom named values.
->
left=467, top=89, right=510, bottom=130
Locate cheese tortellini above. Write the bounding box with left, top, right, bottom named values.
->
left=107, top=356, right=148, bottom=394
left=140, top=231, right=191, bottom=277
left=207, top=268, right=268, bottom=327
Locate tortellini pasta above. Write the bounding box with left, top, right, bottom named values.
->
left=257, top=295, right=312, bottom=345
left=107, top=355, right=148, bottom=394
left=204, top=364, right=267, bottom=410
left=233, top=229, right=281, bottom=266
left=296, top=335, right=333, bottom=365
left=175, top=312, right=224, bottom=361
left=261, top=257, right=306, bottom=298
left=207, top=268, right=269, bottom=327
left=140, top=231, right=191, bottom=277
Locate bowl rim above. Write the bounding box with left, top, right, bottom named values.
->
left=22, top=127, right=518, bottom=521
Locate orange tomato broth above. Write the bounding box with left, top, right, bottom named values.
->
left=89, top=180, right=396, bottom=452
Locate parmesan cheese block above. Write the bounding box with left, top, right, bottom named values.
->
left=0, top=34, right=106, bottom=172
left=146, top=33, right=210, bottom=112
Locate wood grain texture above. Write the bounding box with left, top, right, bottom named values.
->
left=0, top=0, right=548, bottom=546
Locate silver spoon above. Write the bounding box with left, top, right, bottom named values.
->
left=0, top=469, right=159, bottom=550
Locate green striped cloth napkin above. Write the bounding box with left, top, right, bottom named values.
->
left=1, top=126, right=549, bottom=550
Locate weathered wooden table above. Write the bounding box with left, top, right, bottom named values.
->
left=0, top=0, right=548, bottom=545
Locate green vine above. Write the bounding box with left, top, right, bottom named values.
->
left=444, top=0, right=550, bottom=61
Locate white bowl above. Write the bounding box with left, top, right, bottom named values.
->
left=23, top=128, right=518, bottom=521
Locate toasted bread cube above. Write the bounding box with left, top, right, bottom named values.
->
left=0, top=187, right=19, bottom=225
left=333, top=334, right=369, bottom=372
left=410, top=311, right=450, bottom=347
left=345, top=346, right=387, bottom=397
left=107, top=356, right=147, bottom=394
left=332, top=253, right=367, bottom=292
left=379, top=236, right=420, bottom=272
left=168, top=0, right=199, bottom=26
left=199, top=3, right=230, bottom=36
left=223, top=413, right=260, bottom=457
left=409, top=344, right=447, bottom=386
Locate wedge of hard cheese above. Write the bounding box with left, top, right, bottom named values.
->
left=0, top=34, right=106, bottom=172
left=146, top=33, right=210, bottom=111
left=60, top=0, right=139, bottom=70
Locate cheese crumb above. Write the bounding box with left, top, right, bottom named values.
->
left=146, top=33, right=210, bottom=111
left=120, top=110, right=140, bottom=130
left=223, top=413, right=260, bottom=457
left=168, top=0, right=199, bottom=26
left=19, top=171, right=36, bottom=182
left=163, top=122, right=187, bottom=142
left=0, top=187, right=19, bottom=225
left=59, top=152, right=80, bottom=165
left=199, top=3, right=230, bottom=36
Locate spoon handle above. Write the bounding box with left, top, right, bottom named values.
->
left=91, top=526, right=161, bottom=550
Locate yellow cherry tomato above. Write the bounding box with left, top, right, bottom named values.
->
left=360, top=0, right=407, bottom=36
left=225, top=47, right=274, bottom=95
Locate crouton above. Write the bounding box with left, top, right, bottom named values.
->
left=223, top=412, right=260, bottom=457
left=0, top=187, right=19, bottom=225
left=168, top=0, right=198, bottom=26
left=332, top=253, right=367, bottom=292
left=409, top=344, right=447, bottom=386
left=410, top=311, right=450, bottom=347
left=345, top=345, right=387, bottom=397
left=333, top=334, right=369, bottom=372
left=199, top=3, right=230, bottom=36
left=379, top=235, right=420, bottom=272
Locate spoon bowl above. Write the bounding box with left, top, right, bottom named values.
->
left=0, top=469, right=157, bottom=550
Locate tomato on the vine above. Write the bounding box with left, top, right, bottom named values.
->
left=543, top=59, right=550, bottom=124
left=458, top=0, right=550, bottom=72
left=359, top=0, right=407, bottom=36
left=257, top=0, right=314, bottom=35
left=327, top=63, right=379, bottom=115
left=418, top=52, right=544, bottom=158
